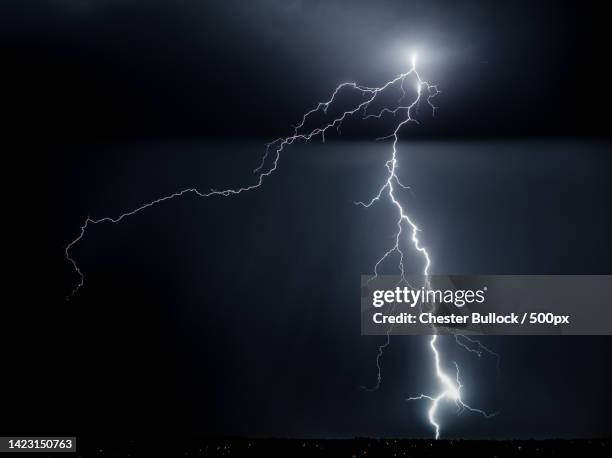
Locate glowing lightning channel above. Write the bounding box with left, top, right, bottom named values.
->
left=65, top=55, right=429, bottom=298
left=65, top=52, right=495, bottom=439
left=406, top=349, right=496, bottom=440
left=350, top=53, right=495, bottom=438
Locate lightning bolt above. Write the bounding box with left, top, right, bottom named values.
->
left=349, top=54, right=496, bottom=438
left=406, top=348, right=497, bottom=440
left=65, top=53, right=495, bottom=439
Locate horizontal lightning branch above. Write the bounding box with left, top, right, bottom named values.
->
left=66, top=64, right=432, bottom=298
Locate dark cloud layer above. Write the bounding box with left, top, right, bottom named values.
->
left=5, top=0, right=609, bottom=140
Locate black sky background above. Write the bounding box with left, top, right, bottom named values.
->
left=3, top=0, right=612, bottom=441
left=5, top=0, right=611, bottom=141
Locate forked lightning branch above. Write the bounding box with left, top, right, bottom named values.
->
left=65, top=53, right=497, bottom=439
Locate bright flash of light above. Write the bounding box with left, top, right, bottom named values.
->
left=411, top=53, right=418, bottom=68
left=406, top=337, right=497, bottom=439
left=65, top=53, right=496, bottom=438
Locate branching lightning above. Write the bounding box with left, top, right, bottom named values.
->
left=65, top=53, right=496, bottom=439
left=406, top=344, right=497, bottom=439
left=349, top=54, right=496, bottom=438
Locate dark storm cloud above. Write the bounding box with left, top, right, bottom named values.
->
left=6, top=0, right=609, bottom=140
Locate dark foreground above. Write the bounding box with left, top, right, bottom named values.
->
left=55, top=438, right=611, bottom=457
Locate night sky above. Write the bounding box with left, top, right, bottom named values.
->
left=3, top=0, right=612, bottom=440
